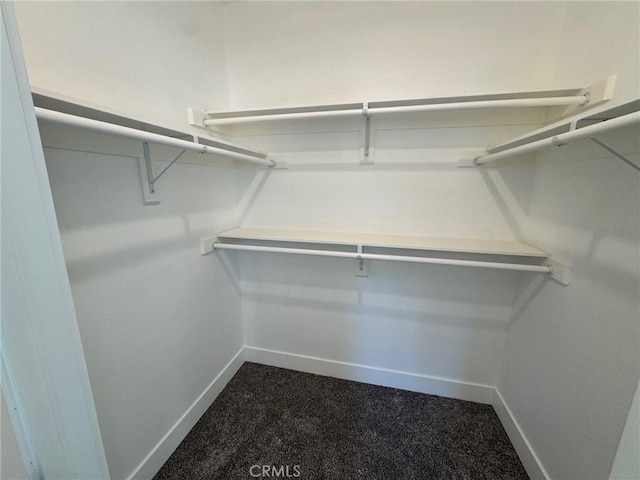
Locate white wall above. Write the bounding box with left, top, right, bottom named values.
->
left=223, top=1, right=566, bottom=396
left=223, top=1, right=567, bottom=109
left=499, top=129, right=640, bottom=480
left=233, top=114, right=540, bottom=397
left=609, top=380, right=640, bottom=480
left=1, top=392, right=29, bottom=480
left=227, top=5, right=640, bottom=477
left=14, top=3, right=244, bottom=479
left=13, top=2, right=639, bottom=479
left=552, top=1, right=640, bottom=107
left=233, top=113, right=540, bottom=238
left=497, top=3, right=640, bottom=479
left=2, top=3, right=110, bottom=476
left=15, top=1, right=230, bottom=132
left=39, top=125, right=244, bottom=480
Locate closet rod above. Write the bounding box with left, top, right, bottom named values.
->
left=35, top=107, right=276, bottom=167
left=203, top=96, right=587, bottom=126
left=474, top=111, right=640, bottom=165
left=213, top=243, right=552, bottom=274
left=206, top=108, right=362, bottom=125
left=365, top=96, right=587, bottom=115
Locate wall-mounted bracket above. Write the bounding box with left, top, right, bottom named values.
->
left=355, top=244, right=369, bottom=276
left=555, top=75, right=617, bottom=119
left=138, top=142, right=186, bottom=206
left=457, top=151, right=487, bottom=168
left=360, top=103, right=374, bottom=165
left=139, top=142, right=159, bottom=205
left=544, top=257, right=571, bottom=285
left=187, top=107, right=206, bottom=128
left=270, top=160, right=289, bottom=169
left=200, top=236, right=218, bottom=255
left=187, top=107, right=227, bottom=134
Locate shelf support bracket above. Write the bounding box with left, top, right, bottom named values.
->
left=151, top=148, right=187, bottom=184
left=544, top=257, right=571, bottom=285
left=590, top=137, right=640, bottom=172
left=355, top=244, right=369, bottom=276
left=138, top=142, right=187, bottom=206
left=200, top=236, right=218, bottom=255
left=360, top=103, right=374, bottom=165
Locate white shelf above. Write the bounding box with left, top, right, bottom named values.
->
left=33, top=88, right=280, bottom=206
left=488, top=98, right=640, bottom=154
left=217, top=227, right=547, bottom=258
left=207, top=228, right=570, bottom=283
left=193, top=88, right=589, bottom=129
left=32, top=86, right=267, bottom=160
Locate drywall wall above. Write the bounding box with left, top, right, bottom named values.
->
left=497, top=3, right=640, bottom=479
left=552, top=1, right=640, bottom=108
left=233, top=112, right=541, bottom=394
left=233, top=113, right=540, bottom=238
left=12, top=2, right=639, bottom=478
left=220, top=0, right=575, bottom=393
left=1, top=392, right=29, bottom=480
left=14, top=1, right=229, bottom=132
left=224, top=2, right=563, bottom=397
left=14, top=3, right=245, bottom=478
left=39, top=124, right=244, bottom=480
left=241, top=251, right=519, bottom=401
left=2, top=3, right=109, bottom=476
left=223, top=1, right=567, bottom=109
left=609, top=380, right=640, bottom=480
left=499, top=126, right=640, bottom=480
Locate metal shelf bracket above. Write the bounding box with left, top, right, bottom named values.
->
left=590, top=137, right=640, bottom=172
left=138, top=142, right=187, bottom=205
left=360, top=103, right=374, bottom=165
left=355, top=244, right=369, bottom=277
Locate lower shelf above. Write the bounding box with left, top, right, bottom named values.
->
left=201, top=227, right=570, bottom=285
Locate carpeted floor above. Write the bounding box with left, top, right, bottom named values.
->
left=154, top=362, right=528, bottom=480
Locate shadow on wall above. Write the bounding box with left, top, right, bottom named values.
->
left=227, top=121, right=550, bottom=383
left=477, top=162, right=536, bottom=240
left=235, top=168, right=272, bottom=226
left=235, top=250, right=524, bottom=381
left=44, top=143, right=239, bottom=272
left=41, top=132, right=239, bottom=225
left=508, top=275, right=550, bottom=329
left=492, top=129, right=640, bottom=480
left=480, top=129, right=640, bottom=315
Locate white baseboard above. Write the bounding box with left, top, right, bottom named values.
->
left=244, top=346, right=494, bottom=404
left=492, top=388, right=550, bottom=480
left=126, top=347, right=246, bottom=480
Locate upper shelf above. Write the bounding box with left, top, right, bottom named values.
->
left=32, top=87, right=281, bottom=207
left=189, top=78, right=615, bottom=130
left=32, top=87, right=270, bottom=162
left=487, top=98, right=640, bottom=154
left=216, top=227, right=548, bottom=258
left=465, top=98, right=640, bottom=167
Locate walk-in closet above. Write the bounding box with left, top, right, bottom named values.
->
left=2, top=1, right=639, bottom=479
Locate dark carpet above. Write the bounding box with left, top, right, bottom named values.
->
left=154, top=362, right=528, bottom=480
